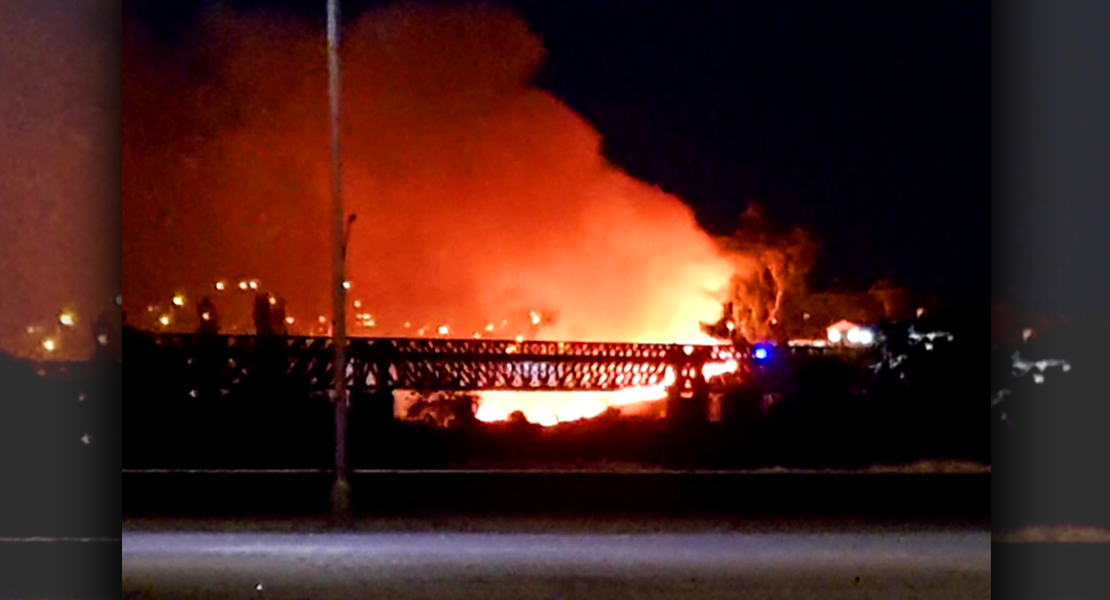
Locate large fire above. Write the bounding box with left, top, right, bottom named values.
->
left=124, top=3, right=798, bottom=424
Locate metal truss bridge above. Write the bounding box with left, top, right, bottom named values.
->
left=141, top=334, right=743, bottom=397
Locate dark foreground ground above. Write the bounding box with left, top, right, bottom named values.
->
left=114, top=471, right=1002, bottom=600
left=123, top=528, right=991, bottom=600
left=124, top=471, right=990, bottom=525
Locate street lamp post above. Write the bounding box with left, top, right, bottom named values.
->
left=327, top=0, right=351, bottom=522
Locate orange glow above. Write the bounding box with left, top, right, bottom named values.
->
left=122, top=4, right=793, bottom=424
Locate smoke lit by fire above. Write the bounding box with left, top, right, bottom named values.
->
left=2, top=3, right=120, bottom=361
left=124, top=3, right=802, bottom=423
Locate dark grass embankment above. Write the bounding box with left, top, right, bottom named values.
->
left=124, top=471, right=989, bottom=530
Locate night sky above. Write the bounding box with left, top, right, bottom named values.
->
left=125, top=0, right=988, bottom=302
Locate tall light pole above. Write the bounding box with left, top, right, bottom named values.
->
left=327, top=0, right=351, bottom=521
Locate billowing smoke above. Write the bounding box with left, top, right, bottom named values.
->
left=125, top=2, right=748, bottom=344
left=707, top=205, right=818, bottom=344
left=124, top=3, right=812, bottom=422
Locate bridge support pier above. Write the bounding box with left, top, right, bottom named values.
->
left=361, top=388, right=396, bottom=427
left=665, top=389, right=711, bottom=424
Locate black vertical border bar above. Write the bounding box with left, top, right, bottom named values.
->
left=994, top=0, right=1110, bottom=598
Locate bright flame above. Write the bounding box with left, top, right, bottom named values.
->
left=42, top=338, right=56, bottom=352
left=58, top=312, right=75, bottom=327
left=172, top=294, right=186, bottom=307
left=475, top=388, right=670, bottom=424
left=469, top=354, right=741, bottom=426
left=158, top=315, right=171, bottom=326
left=702, top=359, right=738, bottom=379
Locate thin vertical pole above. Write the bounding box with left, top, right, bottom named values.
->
left=327, top=0, right=351, bottom=521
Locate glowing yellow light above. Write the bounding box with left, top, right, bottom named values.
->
left=42, top=338, right=56, bottom=352
left=403, top=322, right=412, bottom=329
left=342, top=281, right=351, bottom=290
left=702, top=359, right=739, bottom=380
left=484, top=324, right=495, bottom=332
left=438, top=325, right=449, bottom=335
left=318, top=315, right=327, bottom=324
left=215, top=281, right=226, bottom=291
left=473, top=332, right=482, bottom=339
left=159, top=315, right=171, bottom=326
left=201, top=311, right=211, bottom=321
left=353, top=300, right=362, bottom=309
left=530, top=310, right=541, bottom=325
left=248, top=280, right=259, bottom=290
left=172, top=294, right=186, bottom=307
left=683, top=345, right=694, bottom=355
left=285, top=316, right=295, bottom=325
left=268, top=295, right=276, bottom=306
left=506, top=344, right=518, bottom=354
left=238, top=281, right=249, bottom=290
left=58, top=312, right=75, bottom=327
left=515, top=335, right=524, bottom=343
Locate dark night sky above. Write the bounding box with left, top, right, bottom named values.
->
left=126, top=0, right=989, bottom=301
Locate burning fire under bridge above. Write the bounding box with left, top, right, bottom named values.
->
left=140, top=334, right=745, bottom=422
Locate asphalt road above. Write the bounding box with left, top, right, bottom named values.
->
left=122, top=529, right=991, bottom=599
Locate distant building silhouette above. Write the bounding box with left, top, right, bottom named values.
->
left=253, top=292, right=273, bottom=337
left=91, top=314, right=120, bottom=362
left=196, top=296, right=219, bottom=336
left=269, top=294, right=288, bottom=336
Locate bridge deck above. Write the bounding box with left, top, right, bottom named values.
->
left=140, top=334, right=742, bottom=393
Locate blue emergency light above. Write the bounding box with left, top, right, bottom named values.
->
left=753, top=344, right=771, bottom=361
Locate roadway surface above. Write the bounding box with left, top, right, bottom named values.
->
left=122, top=526, right=991, bottom=599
